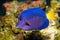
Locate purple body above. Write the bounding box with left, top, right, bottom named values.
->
left=16, top=8, right=49, bottom=30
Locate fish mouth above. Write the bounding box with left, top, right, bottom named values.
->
left=16, top=25, right=22, bottom=29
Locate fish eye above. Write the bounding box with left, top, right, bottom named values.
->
left=19, top=18, right=22, bottom=21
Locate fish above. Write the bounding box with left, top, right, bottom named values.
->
left=16, top=8, right=49, bottom=30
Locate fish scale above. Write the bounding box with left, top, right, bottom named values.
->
left=28, top=16, right=45, bottom=29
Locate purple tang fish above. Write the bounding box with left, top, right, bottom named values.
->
left=16, top=8, right=49, bottom=30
